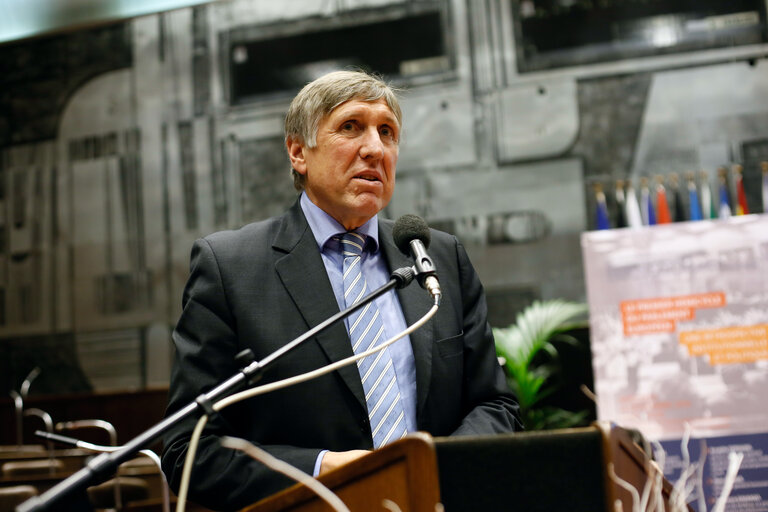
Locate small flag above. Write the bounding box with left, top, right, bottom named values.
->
left=594, top=183, right=611, bottom=230
left=669, top=173, right=686, bottom=222
left=700, top=171, right=716, bottom=219
left=733, top=164, right=749, bottom=215
left=762, top=162, right=768, bottom=214
left=614, top=180, right=627, bottom=228
left=640, top=177, right=656, bottom=226
left=625, top=182, right=643, bottom=228
left=687, top=173, right=702, bottom=221
left=717, top=169, right=732, bottom=219
left=655, top=176, right=671, bottom=224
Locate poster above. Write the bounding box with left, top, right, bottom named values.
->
left=582, top=215, right=768, bottom=511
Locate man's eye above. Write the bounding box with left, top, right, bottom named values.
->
left=380, top=126, right=397, bottom=140
left=341, top=122, right=357, bottom=132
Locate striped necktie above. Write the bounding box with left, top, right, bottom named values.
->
left=338, top=231, right=407, bottom=448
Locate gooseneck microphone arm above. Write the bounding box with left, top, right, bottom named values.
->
left=250, top=265, right=414, bottom=377
left=17, top=266, right=415, bottom=512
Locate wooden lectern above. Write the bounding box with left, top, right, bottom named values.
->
left=242, top=432, right=440, bottom=512
left=242, top=423, right=678, bottom=512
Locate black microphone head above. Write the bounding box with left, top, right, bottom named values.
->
left=393, top=214, right=431, bottom=254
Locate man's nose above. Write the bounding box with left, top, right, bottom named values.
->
left=359, top=128, right=384, bottom=160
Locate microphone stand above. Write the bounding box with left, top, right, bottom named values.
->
left=17, top=267, right=415, bottom=512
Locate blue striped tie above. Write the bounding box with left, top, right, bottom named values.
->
left=338, top=232, right=407, bottom=448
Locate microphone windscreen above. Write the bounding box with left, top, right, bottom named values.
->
left=393, top=214, right=431, bottom=254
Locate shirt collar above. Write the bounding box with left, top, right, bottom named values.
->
left=300, top=192, right=379, bottom=252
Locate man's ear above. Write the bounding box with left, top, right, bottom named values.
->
left=286, top=137, right=308, bottom=175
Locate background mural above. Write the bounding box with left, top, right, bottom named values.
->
left=1, top=0, right=767, bottom=396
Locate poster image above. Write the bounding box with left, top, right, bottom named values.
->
left=582, top=215, right=768, bottom=511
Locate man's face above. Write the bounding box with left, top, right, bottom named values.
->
left=288, top=98, right=399, bottom=230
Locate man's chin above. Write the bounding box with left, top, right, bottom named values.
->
left=334, top=200, right=385, bottom=230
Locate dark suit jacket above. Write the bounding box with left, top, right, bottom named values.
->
left=161, top=200, right=521, bottom=511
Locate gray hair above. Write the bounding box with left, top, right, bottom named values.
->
left=285, top=70, right=402, bottom=191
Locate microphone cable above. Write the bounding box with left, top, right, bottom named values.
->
left=174, top=299, right=440, bottom=512
left=220, top=436, right=349, bottom=512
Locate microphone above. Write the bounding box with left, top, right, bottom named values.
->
left=393, top=214, right=441, bottom=303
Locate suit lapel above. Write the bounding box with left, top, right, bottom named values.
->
left=273, top=201, right=367, bottom=412
left=378, top=220, right=434, bottom=419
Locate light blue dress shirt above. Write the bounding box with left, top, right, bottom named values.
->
left=299, top=193, right=417, bottom=475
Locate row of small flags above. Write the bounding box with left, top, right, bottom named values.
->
left=593, top=162, right=768, bottom=230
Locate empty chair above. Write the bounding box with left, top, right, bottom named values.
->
left=1, top=458, right=65, bottom=477
left=4, top=370, right=49, bottom=461
left=8, top=367, right=41, bottom=449
left=53, top=421, right=169, bottom=512
left=23, top=408, right=56, bottom=455
left=119, top=457, right=158, bottom=471
left=0, top=485, right=38, bottom=512
left=1, top=408, right=65, bottom=479
left=87, top=476, right=150, bottom=510
left=58, top=419, right=123, bottom=508
left=4, top=407, right=65, bottom=477
left=57, top=419, right=117, bottom=447
left=0, top=445, right=44, bottom=456
left=85, top=453, right=168, bottom=511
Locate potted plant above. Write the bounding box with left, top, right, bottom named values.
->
left=493, top=299, right=590, bottom=430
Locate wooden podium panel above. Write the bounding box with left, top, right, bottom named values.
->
left=434, top=422, right=679, bottom=512
left=243, top=433, right=440, bottom=512
left=242, top=423, right=679, bottom=512
left=598, top=422, right=681, bottom=512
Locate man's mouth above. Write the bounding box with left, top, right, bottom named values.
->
left=355, top=172, right=380, bottom=182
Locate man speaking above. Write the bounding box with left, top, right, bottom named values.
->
left=161, top=70, right=521, bottom=510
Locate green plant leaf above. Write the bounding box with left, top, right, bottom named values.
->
left=493, top=300, right=588, bottom=430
